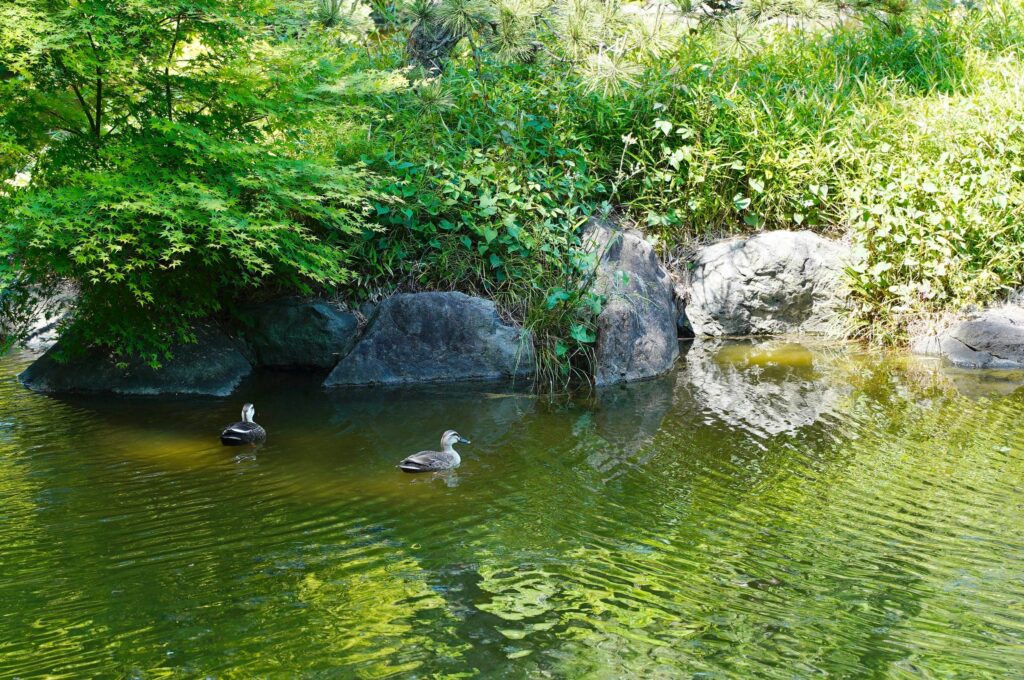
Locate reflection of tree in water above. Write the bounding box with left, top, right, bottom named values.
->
left=679, top=339, right=851, bottom=438
left=295, top=544, right=470, bottom=677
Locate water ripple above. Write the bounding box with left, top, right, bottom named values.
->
left=0, top=344, right=1023, bottom=677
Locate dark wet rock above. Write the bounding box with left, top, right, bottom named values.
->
left=19, top=326, right=252, bottom=396
left=682, top=231, right=849, bottom=337
left=677, top=338, right=849, bottom=437
left=323, top=292, right=533, bottom=387
left=910, top=305, right=1024, bottom=369
left=238, top=298, right=359, bottom=370
left=586, top=220, right=679, bottom=386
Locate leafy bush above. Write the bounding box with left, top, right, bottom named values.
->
left=0, top=0, right=381, bottom=364
left=845, top=56, right=1024, bottom=342
left=1, top=123, right=378, bottom=362
left=346, top=65, right=612, bottom=382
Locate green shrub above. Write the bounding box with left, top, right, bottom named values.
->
left=845, top=56, right=1024, bottom=342
left=0, top=0, right=382, bottom=364
left=345, top=65, right=612, bottom=383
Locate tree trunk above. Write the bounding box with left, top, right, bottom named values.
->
left=405, top=18, right=463, bottom=74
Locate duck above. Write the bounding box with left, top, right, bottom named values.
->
left=397, top=430, right=471, bottom=472
left=220, top=403, right=267, bottom=446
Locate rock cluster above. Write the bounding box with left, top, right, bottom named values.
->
left=17, top=224, right=897, bottom=396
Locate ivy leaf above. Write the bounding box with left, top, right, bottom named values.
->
left=546, top=288, right=570, bottom=309
left=570, top=324, right=596, bottom=344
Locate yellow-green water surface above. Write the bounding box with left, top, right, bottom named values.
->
left=1, top=340, right=1023, bottom=678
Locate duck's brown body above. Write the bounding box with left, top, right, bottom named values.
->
left=398, top=430, right=470, bottom=472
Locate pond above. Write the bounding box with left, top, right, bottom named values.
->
left=1, top=340, right=1023, bottom=678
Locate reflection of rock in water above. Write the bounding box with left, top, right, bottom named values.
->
left=679, top=339, right=849, bottom=438
left=583, top=374, right=676, bottom=482
left=322, top=381, right=535, bottom=457
left=938, top=366, right=1024, bottom=400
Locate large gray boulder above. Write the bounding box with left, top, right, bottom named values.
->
left=19, top=326, right=252, bottom=396
left=323, top=292, right=533, bottom=387
left=683, top=231, right=849, bottom=337
left=586, top=221, right=679, bottom=386
left=910, top=305, right=1024, bottom=369
left=238, top=298, right=359, bottom=369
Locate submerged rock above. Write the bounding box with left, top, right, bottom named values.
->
left=238, top=298, right=359, bottom=370
left=323, top=292, right=533, bottom=387
left=586, top=220, right=679, bottom=386
left=683, top=231, right=849, bottom=337
left=910, top=305, right=1024, bottom=369
left=19, top=326, right=252, bottom=396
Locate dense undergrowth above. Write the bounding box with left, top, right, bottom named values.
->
left=1, top=0, right=1023, bottom=381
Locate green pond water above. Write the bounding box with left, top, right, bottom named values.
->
left=1, top=340, right=1023, bottom=678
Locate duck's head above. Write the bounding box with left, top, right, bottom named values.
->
left=441, top=429, right=470, bottom=449
left=242, top=403, right=256, bottom=423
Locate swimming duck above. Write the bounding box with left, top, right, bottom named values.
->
left=220, top=403, right=267, bottom=446
left=398, top=430, right=470, bottom=472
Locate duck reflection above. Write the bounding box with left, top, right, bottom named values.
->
left=678, top=339, right=850, bottom=438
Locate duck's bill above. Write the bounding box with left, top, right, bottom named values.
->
left=458, top=436, right=471, bottom=444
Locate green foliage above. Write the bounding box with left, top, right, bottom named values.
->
left=4, top=0, right=1024, bottom=378
left=2, top=122, right=377, bottom=362
left=612, top=6, right=990, bottom=241
left=0, top=0, right=381, bottom=363
left=603, top=0, right=1024, bottom=342
left=348, top=66, right=609, bottom=383
left=845, top=57, right=1024, bottom=342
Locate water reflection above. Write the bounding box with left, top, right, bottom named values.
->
left=2, top=345, right=1024, bottom=677
left=584, top=374, right=676, bottom=483
left=934, top=364, right=1024, bottom=399
left=678, top=338, right=852, bottom=438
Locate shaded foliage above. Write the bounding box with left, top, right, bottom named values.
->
left=0, top=0, right=380, bottom=363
